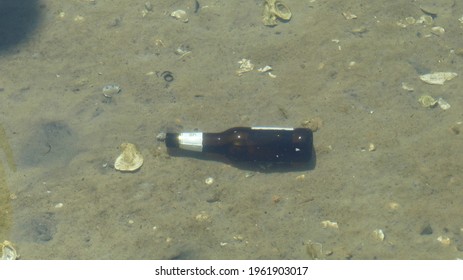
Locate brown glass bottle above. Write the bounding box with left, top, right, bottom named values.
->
left=165, top=127, right=313, bottom=163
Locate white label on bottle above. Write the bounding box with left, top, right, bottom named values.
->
left=178, top=132, right=203, bottom=152
left=251, top=127, right=294, bottom=130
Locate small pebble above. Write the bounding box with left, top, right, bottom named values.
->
left=102, top=84, right=121, bottom=97
left=450, top=123, right=461, bottom=135
left=144, top=2, right=152, bottom=11
left=195, top=212, right=210, bottom=222
left=388, top=202, right=400, bottom=210
left=156, top=132, right=166, bottom=141
left=74, top=15, right=85, bottom=22
left=205, top=177, right=214, bottom=185
left=420, top=224, right=433, bottom=235
left=373, top=229, right=385, bottom=241
left=437, top=236, right=451, bottom=246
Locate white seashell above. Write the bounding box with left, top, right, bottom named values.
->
left=431, top=26, right=445, bottom=35
left=372, top=229, right=385, bottom=241
left=262, top=0, right=292, bottom=26
left=1, top=240, right=19, bottom=260
left=342, top=12, right=357, bottom=20
left=257, top=65, right=273, bottom=73
left=418, top=95, right=437, bottom=108
left=114, top=143, right=143, bottom=172
left=419, top=72, right=457, bottom=85
left=321, top=220, right=339, bottom=229
left=437, top=97, right=451, bottom=110
left=236, top=59, right=254, bottom=76
left=170, top=10, right=188, bottom=23
left=102, top=84, right=121, bottom=97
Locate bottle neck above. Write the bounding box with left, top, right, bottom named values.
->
left=170, top=132, right=203, bottom=152
left=165, top=132, right=227, bottom=154
left=201, top=132, right=228, bottom=154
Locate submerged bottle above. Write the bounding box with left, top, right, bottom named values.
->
left=164, top=127, right=313, bottom=164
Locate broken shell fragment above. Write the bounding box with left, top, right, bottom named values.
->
left=437, top=97, right=451, bottom=110
left=418, top=95, right=437, bottom=108
left=419, top=72, right=457, bottom=85
left=236, top=58, right=254, bottom=76
left=257, top=65, right=273, bottom=73
left=1, top=240, right=19, bottom=260
left=321, top=220, right=339, bottom=229
left=273, top=1, right=291, bottom=20
left=342, top=12, right=357, bottom=20
left=170, top=10, right=188, bottom=23
left=114, top=143, right=144, bottom=172
left=262, top=0, right=291, bottom=26
left=401, top=82, right=414, bottom=91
